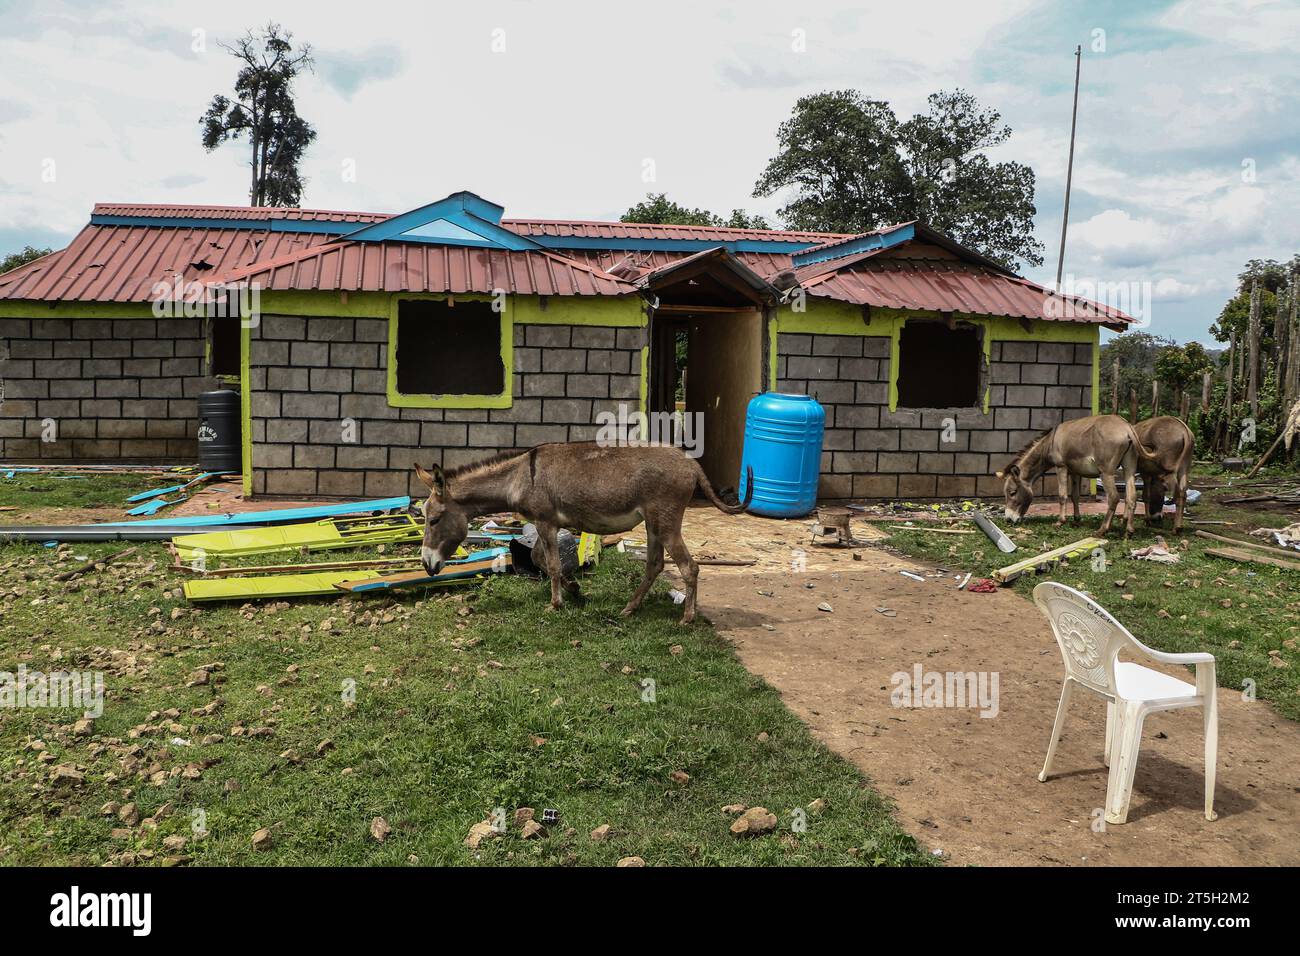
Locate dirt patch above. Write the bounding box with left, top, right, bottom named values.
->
left=684, top=508, right=1300, bottom=867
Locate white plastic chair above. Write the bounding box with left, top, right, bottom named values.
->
left=1032, top=581, right=1218, bottom=825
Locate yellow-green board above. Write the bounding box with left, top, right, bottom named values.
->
left=172, top=514, right=422, bottom=559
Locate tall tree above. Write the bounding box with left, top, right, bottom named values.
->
left=622, top=193, right=768, bottom=229
left=752, top=92, right=911, bottom=238
left=0, top=245, right=54, bottom=275
left=200, top=23, right=317, bottom=207
left=753, top=89, right=1044, bottom=271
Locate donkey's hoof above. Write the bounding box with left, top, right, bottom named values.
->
left=678, top=612, right=696, bottom=625
left=619, top=604, right=637, bottom=617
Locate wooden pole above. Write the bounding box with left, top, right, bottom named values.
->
left=1201, top=370, right=1212, bottom=414
left=1129, top=387, right=1138, bottom=424
left=1111, top=358, right=1120, bottom=414
left=1179, top=391, right=1190, bottom=422
left=1055, top=45, right=1083, bottom=289
left=1286, top=268, right=1300, bottom=413
left=1248, top=278, right=1260, bottom=419
left=1152, top=379, right=1160, bottom=417
left=1224, top=332, right=1236, bottom=453
left=1275, top=286, right=1289, bottom=387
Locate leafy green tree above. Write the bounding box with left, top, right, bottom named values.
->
left=0, top=245, right=53, bottom=276
left=752, top=91, right=911, bottom=238
left=1100, top=331, right=1169, bottom=414
left=200, top=23, right=317, bottom=207
left=621, top=193, right=768, bottom=229
left=1155, top=341, right=1214, bottom=396
left=752, top=89, right=1043, bottom=271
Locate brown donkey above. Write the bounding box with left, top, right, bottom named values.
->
left=1134, top=416, right=1195, bottom=533
left=414, top=442, right=753, bottom=624
left=996, top=414, right=1158, bottom=535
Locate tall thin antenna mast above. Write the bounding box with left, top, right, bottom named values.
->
left=1055, top=44, right=1082, bottom=288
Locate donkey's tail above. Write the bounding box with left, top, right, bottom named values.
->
left=1135, top=438, right=1163, bottom=470
left=696, top=464, right=755, bottom=515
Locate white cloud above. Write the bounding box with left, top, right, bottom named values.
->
left=0, top=0, right=1296, bottom=345
left=1160, top=0, right=1300, bottom=52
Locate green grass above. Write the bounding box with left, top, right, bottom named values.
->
left=0, top=471, right=148, bottom=514
left=881, top=475, right=1300, bottom=721
left=0, top=474, right=930, bottom=866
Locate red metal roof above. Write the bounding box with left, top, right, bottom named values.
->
left=564, top=248, right=798, bottom=275
left=800, top=256, right=1131, bottom=326
left=90, top=203, right=846, bottom=244
left=0, top=223, right=340, bottom=302
left=503, top=218, right=847, bottom=244
left=216, top=240, right=636, bottom=297
left=0, top=201, right=1133, bottom=324
left=92, top=202, right=389, bottom=224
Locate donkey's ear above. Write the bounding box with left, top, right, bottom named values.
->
left=414, top=462, right=446, bottom=496
left=1008, top=464, right=1021, bottom=478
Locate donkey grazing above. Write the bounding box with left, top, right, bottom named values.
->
left=1134, top=416, right=1195, bottom=533
left=996, top=414, right=1158, bottom=536
left=414, top=442, right=753, bottom=624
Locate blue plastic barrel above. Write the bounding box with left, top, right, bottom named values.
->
left=738, top=392, right=826, bottom=517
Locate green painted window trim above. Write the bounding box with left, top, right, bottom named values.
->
left=386, top=293, right=514, bottom=409
left=772, top=305, right=1099, bottom=415
left=240, top=322, right=253, bottom=497
left=0, top=301, right=159, bottom=318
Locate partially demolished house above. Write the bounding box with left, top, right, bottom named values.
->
left=0, top=190, right=1132, bottom=500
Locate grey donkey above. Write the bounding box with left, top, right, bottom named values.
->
left=414, top=442, right=753, bottom=624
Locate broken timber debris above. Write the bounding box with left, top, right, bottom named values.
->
left=1193, top=529, right=1300, bottom=557
left=992, top=537, right=1106, bottom=584
left=183, top=548, right=510, bottom=601
left=53, top=547, right=137, bottom=582
left=1203, top=547, right=1300, bottom=573
left=170, top=514, right=421, bottom=559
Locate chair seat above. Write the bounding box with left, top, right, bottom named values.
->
left=1115, top=661, right=1197, bottom=703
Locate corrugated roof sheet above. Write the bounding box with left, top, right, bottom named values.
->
left=0, top=201, right=1134, bottom=324
left=217, top=240, right=636, bottom=297
left=0, top=223, right=340, bottom=302
left=800, top=257, right=1130, bottom=326
left=564, top=249, right=798, bottom=275
left=503, top=218, right=847, bottom=244
left=92, top=202, right=389, bottom=224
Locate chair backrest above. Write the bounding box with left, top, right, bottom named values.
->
left=1032, top=581, right=1137, bottom=697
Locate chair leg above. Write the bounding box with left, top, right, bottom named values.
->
left=1039, top=679, right=1073, bottom=782
left=1105, top=701, right=1146, bottom=824
left=1204, top=686, right=1218, bottom=821
left=1104, top=700, right=1116, bottom=766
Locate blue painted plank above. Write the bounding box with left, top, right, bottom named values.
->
left=101, top=496, right=411, bottom=529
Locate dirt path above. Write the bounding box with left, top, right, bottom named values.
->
left=682, top=507, right=1300, bottom=866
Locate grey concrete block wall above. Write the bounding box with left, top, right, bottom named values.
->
left=776, top=333, right=1093, bottom=500
left=0, top=315, right=211, bottom=461
left=249, top=316, right=645, bottom=498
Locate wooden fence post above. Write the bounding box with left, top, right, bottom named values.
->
left=1248, top=278, right=1260, bottom=420
left=1129, top=387, right=1138, bottom=424
left=1201, top=370, right=1212, bottom=414
left=1111, top=358, right=1120, bottom=414
left=1152, top=379, right=1160, bottom=417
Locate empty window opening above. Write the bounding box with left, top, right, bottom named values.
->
left=896, top=321, right=982, bottom=408
left=210, top=316, right=241, bottom=377
left=395, top=299, right=504, bottom=396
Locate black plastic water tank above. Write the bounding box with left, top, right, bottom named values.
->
left=197, top=389, right=242, bottom=475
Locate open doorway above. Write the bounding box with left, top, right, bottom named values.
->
left=642, top=249, right=775, bottom=492
left=650, top=309, right=762, bottom=492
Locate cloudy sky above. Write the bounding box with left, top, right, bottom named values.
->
left=1, top=0, right=1296, bottom=343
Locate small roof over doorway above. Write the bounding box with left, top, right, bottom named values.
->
left=635, top=246, right=780, bottom=309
